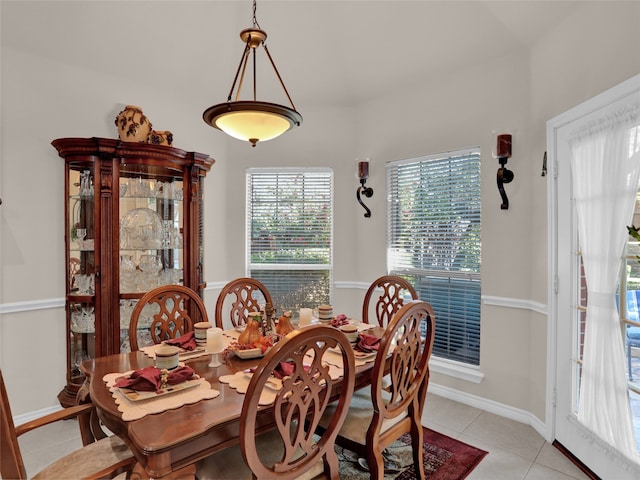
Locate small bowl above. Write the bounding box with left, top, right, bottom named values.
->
left=339, top=324, right=359, bottom=343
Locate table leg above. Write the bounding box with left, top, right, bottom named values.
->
left=76, top=379, right=108, bottom=444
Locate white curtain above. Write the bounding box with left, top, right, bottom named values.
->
left=569, top=104, right=640, bottom=463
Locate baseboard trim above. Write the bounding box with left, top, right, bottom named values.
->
left=13, top=405, right=64, bottom=426
left=429, top=382, right=547, bottom=439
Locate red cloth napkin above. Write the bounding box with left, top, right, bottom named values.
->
left=330, top=314, right=348, bottom=328
left=164, top=331, right=197, bottom=351
left=273, top=361, right=296, bottom=379
left=355, top=333, right=380, bottom=353
left=254, top=361, right=310, bottom=379
left=114, top=365, right=195, bottom=392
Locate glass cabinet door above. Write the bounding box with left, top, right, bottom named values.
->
left=67, top=166, right=96, bottom=387
left=118, top=170, right=185, bottom=352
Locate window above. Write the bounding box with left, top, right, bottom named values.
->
left=247, top=168, right=333, bottom=313
left=617, top=124, right=640, bottom=450
left=387, top=148, right=481, bottom=365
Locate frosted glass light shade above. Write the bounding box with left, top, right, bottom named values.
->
left=216, top=111, right=290, bottom=142
left=203, top=101, right=302, bottom=147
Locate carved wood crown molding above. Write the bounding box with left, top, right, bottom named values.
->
left=51, top=137, right=215, bottom=172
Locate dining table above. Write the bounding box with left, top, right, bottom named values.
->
left=81, top=323, right=383, bottom=480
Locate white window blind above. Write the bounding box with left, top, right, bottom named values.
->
left=387, top=149, right=481, bottom=365
left=247, top=169, right=333, bottom=313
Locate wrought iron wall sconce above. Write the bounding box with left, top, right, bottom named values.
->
left=356, top=159, right=373, bottom=218
left=495, top=133, right=514, bottom=210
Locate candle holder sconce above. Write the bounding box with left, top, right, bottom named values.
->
left=356, top=159, right=373, bottom=218
left=495, top=134, right=514, bottom=210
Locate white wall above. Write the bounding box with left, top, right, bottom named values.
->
left=352, top=48, right=547, bottom=416
left=2, top=1, right=640, bottom=430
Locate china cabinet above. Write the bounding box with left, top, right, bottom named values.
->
left=52, top=137, right=215, bottom=406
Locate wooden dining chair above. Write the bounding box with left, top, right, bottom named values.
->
left=0, top=369, right=136, bottom=480
left=214, top=277, right=273, bottom=329
left=196, top=324, right=356, bottom=480
left=318, top=300, right=435, bottom=480
left=362, top=275, right=418, bottom=327
left=128, top=284, right=207, bottom=351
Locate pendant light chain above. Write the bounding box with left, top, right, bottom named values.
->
left=252, top=0, right=262, bottom=106
left=252, top=39, right=257, bottom=101
left=251, top=0, right=261, bottom=30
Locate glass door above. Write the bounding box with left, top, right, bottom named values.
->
left=548, top=74, right=640, bottom=478
left=67, top=166, right=96, bottom=388
left=118, top=168, right=185, bottom=352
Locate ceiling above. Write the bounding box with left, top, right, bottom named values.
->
left=2, top=1, right=582, bottom=109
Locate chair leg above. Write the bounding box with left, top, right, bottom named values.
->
left=366, top=449, right=385, bottom=480
left=322, top=450, right=341, bottom=480
left=411, top=420, right=426, bottom=479
left=629, top=343, right=634, bottom=381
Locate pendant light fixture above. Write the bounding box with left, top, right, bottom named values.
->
left=203, top=0, right=302, bottom=147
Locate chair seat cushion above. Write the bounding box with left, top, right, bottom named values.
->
left=318, top=389, right=407, bottom=446
left=33, top=435, right=134, bottom=479
left=196, top=428, right=324, bottom=480
left=628, top=326, right=640, bottom=343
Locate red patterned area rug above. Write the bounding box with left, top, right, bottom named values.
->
left=337, top=427, right=488, bottom=480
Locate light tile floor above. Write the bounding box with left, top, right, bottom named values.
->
left=421, top=393, right=592, bottom=480
left=19, top=392, right=592, bottom=479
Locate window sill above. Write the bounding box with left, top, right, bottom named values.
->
left=430, top=357, right=484, bottom=383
